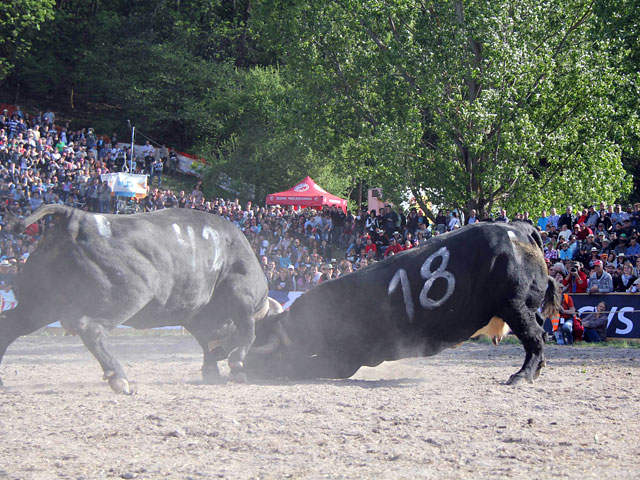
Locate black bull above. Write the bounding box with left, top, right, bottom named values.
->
left=245, top=221, right=559, bottom=384
left=0, top=205, right=281, bottom=393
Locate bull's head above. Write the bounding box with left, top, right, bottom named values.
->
left=244, top=308, right=364, bottom=380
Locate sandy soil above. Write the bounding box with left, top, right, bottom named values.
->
left=0, top=333, right=638, bottom=480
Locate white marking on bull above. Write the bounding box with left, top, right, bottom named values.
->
left=202, top=227, right=221, bottom=272
left=507, top=231, right=517, bottom=242
left=173, top=223, right=197, bottom=270
left=419, top=246, right=455, bottom=309
left=388, top=246, right=456, bottom=319
left=94, top=215, right=112, bottom=238
left=389, top=269, right=415, bottom=322
left=172, top=224, right=187, bottom=246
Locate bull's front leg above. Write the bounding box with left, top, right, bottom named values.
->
left=227, top=307, right=256, bottom=382
left=503, top=307, right=546, bottom=384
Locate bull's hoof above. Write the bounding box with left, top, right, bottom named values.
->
left=230, top=372, right=248, bottom=384
left=506, top=373, right=533, bottom=385
left=108, top=377, right=132, bottom=395
left=202, top=368, right=224, bottom=385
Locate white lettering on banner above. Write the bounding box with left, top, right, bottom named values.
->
left=202, top=227, right=221, bottom=272
left=388, top=246, right=456, bottom=318
left=578, top=305, right=635, bottom=336
left=616, top=307, right=634, bottom=335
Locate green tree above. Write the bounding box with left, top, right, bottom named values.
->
left=0, top=0, right=55, bottom=83
left=253, top=0, right=633, bottom=218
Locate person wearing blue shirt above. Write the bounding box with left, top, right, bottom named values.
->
left=625, top=237, right=640, bottom=262
left=537, top=210, right=549, bottom=231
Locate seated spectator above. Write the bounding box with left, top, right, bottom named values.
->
left=558, top=241, right=573, bottom=260
left=552, top=283, right=577, bottom=345
left=384, top=236, right=404, bottom=257
left=625, top=236, right=640, bottom=262
left=581, top=302, right=608, bottom=342
left=614, top=261, right=637, bottom=292
left=588, top=260, right=613, bottom=293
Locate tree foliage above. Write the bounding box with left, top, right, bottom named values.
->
left=0, top=0, right=54, bottom=82
left=253, top=0, right=634, bottom=216
left=1, top=0, right=637, bottom=211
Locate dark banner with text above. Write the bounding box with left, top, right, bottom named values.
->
left=542, top=294, right=640, bottom=339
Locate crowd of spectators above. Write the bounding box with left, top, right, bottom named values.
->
left=3, top=104, right=640, bottom=319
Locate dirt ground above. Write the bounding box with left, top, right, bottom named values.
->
left=0, top=333, right=638, bottom=480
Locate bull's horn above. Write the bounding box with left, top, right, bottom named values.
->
left=250, top=334, right=280, bottom=355
left=274, top=320, right=292, bottom=348
left=268, top=297, right=284, bottom=315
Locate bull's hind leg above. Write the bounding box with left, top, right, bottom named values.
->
left=73, top=317, right=131, bottom=394
left=0, top=309, right=49, bottom=386
left=502, top=306, right=546, bottom=384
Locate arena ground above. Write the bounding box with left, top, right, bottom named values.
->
left=0, top=334, right=638, bottom=479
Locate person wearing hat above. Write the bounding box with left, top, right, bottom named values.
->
left=384, top=236, right=404, bottom=257
left=587, top=259, right=613, bottom=294
left=558, top=241, right=573, bottom=261
left=319, top=263, right=335, bottom=283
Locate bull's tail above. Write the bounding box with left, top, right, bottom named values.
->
left=6, top=204, right=73, bottom=232
left=541, top=276, right=561, bottom=320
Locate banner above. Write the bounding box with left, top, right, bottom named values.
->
left=570, top=294, right=640, bottom=338
left=100, top=173, right=148, bottom=198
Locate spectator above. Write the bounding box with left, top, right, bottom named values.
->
left=552, top=283, right=577, bottom=345
left=588, top=260, right=613, bottom=293
left=384, top=237, right=404, bottom=257
left=547, top=207, right=560, bottom=229
left=614, top=262, right=637, bottom=292
left=558, top=206, right=575, bottom=230
left=563, top=261, right=588, bottom=293
left=537, top=210, right=548, bottom=231
left=580, top=302, right=608, bottom=342
left=495, top=208, right=508, bottom=222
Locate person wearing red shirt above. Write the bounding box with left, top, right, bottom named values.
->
left=563, top=262, right=588, bottom=293
left=364, top=237, right=377, bottom=257
left=575, top=223, right=593, bottom=241
left=384, top=237, right=404, bottom=257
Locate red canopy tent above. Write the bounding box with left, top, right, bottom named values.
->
left=266, top=176, right=348, bottom=213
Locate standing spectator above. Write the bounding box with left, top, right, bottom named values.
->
left=558, top=206, right=575, bottom=230
left=466, top=209, right=479, bottom=225
left=610, top=204, right=628, bottom=225
left=547, top=207, right=560, bottom=229
left=448, top=211, right=461, bottom=230
left=495, top=208, right=508, bottom=222
left=537, top=210, right=548, bottom=231
left=150, top=156, right=164, bottom=187
left=98, top=180, right=112, bottom=213
left=585, top=206, right=599, bottom=228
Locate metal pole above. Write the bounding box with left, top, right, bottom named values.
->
left=130, top=126, right=135, bottom=173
